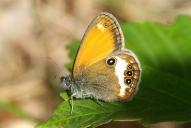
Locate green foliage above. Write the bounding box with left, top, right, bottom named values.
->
left=37, top=16, right=191, bottom=128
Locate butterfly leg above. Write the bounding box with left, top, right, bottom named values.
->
left=95, top=99, right=105, bottom=106
left=70, top=93, right=76, bottom=115
left=82, top=93, right=92, bottom=98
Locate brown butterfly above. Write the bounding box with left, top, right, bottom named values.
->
left=60, top=12, right=141, bottom=112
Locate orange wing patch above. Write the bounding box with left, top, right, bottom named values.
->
left=73, top=13, right=124, bottom=78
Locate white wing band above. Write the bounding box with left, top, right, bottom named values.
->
left=114, top=56, right=129, bottom=97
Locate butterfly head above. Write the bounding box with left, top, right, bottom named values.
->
left=60, top=76, right=73, bottom=90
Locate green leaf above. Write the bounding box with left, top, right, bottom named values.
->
left=38, top=16, right=191, bottom=128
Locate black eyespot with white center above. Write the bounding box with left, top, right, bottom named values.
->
left=126, top=71, right=133, bottom=76
left=125, top=78, right=132, bottom=85
left=106, top=57, right=116, bottom=66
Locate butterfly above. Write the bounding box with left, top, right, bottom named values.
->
left=60, top=12, right=141, bottom=113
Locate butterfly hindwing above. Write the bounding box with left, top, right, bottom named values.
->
left=113, top=51, right=141, bottom=100
left=77, top=51, right=141, bottom=101
left=72, top=12, right=124, bottom=79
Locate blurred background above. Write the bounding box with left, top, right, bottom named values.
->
left=0, top=0, right=191, bottom=128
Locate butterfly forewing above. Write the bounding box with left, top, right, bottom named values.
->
left=73, top=12, right=124, bottom=79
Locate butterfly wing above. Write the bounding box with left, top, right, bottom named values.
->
left=78, top=51, right=141, bottom=101
left=72, top=12, right=124, bottom=79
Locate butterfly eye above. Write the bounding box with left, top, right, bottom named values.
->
left=60, top=76, right=66, bottom=81
left=106, top=57, right=116, bottom=66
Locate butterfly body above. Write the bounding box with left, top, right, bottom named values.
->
left=61, top=12, right=141, bottom=103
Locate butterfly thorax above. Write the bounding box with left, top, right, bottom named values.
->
left=60, top=76, right=89, bottom=99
